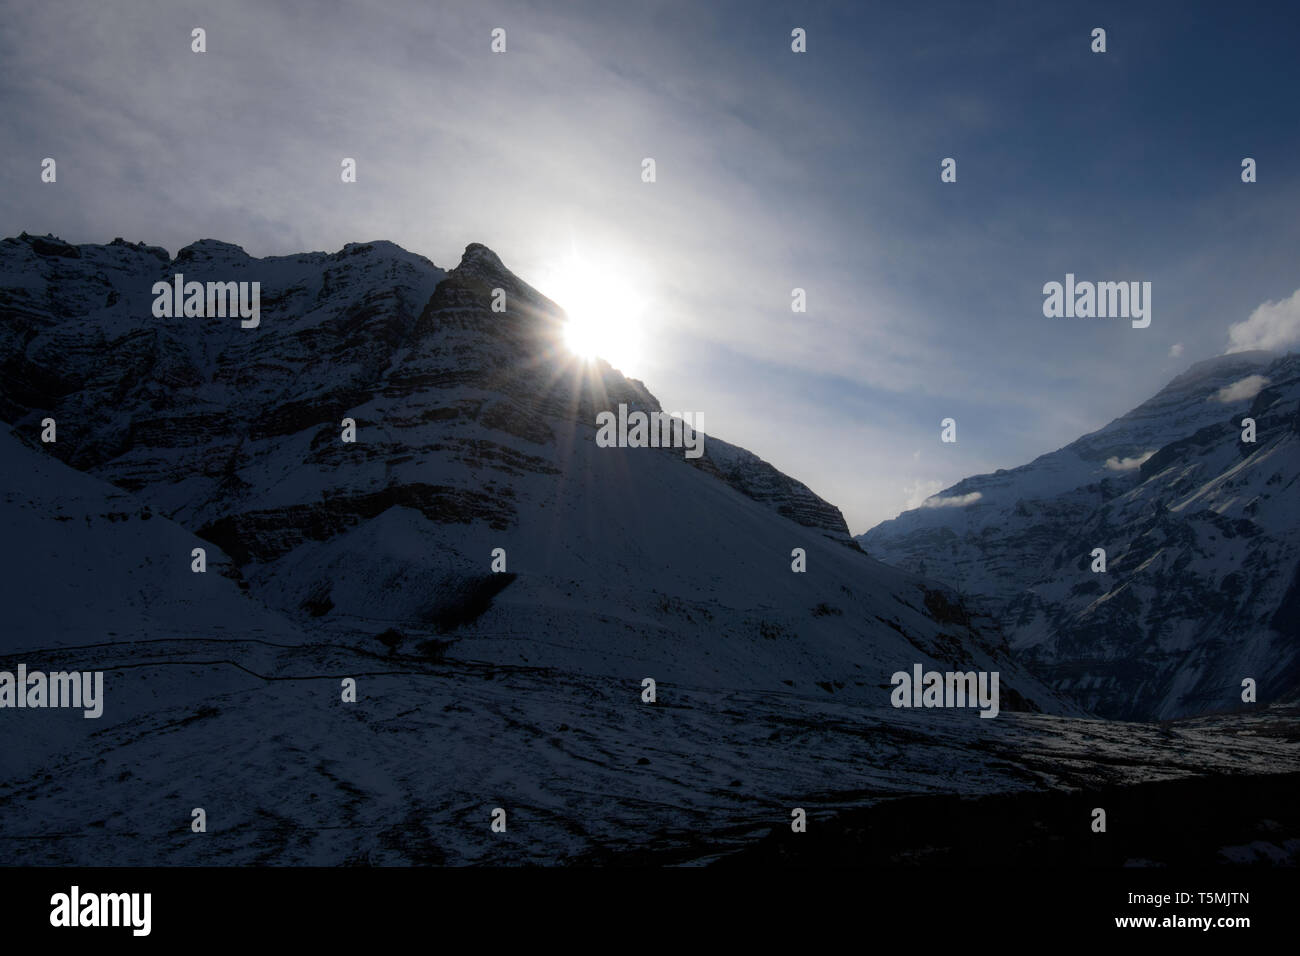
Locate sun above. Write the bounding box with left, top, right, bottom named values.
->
left=536, top=253, right=648, bottom=374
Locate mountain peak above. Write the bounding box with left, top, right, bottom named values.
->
left=174, top=239, right=250, bottom=263
left=455, top=242, right=509, bottom=278
left=1162, top=349, right=1278, bottom=392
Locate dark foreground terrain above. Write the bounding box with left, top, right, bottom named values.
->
left=716, top=768, right=1300, bottom=867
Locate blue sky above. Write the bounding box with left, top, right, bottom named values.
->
left=3, top=0, right=1299, bottom=532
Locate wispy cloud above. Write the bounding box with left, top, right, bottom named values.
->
left=1227, top=288, right=1300, bottom=354
left=1210, top=375, right=1270, bottom=404
left=1104, top=451, right=1155, bottom=471
left=921, top=491, right=982, bottom=509
left=902, top=479, right=946, bottom=510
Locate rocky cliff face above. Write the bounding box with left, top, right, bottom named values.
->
left=861, top=351, right=1300, bottom=720
left=0, top=230, right=1064, bottom=710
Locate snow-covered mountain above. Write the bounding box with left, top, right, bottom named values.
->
left=4, top=231, right=1297, bottom=866
left=860, top=351, right=1300, bottom=721
left=2, top=426, right=1295, bottom=864
left=0, top=230, right=1063, bottom=709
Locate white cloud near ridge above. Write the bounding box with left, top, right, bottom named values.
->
left=1210, top=375, right=1270, bottom=403
left=921, top=491, right=983, bottom=509
left=1227, top=288, right=1300, bottom=353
